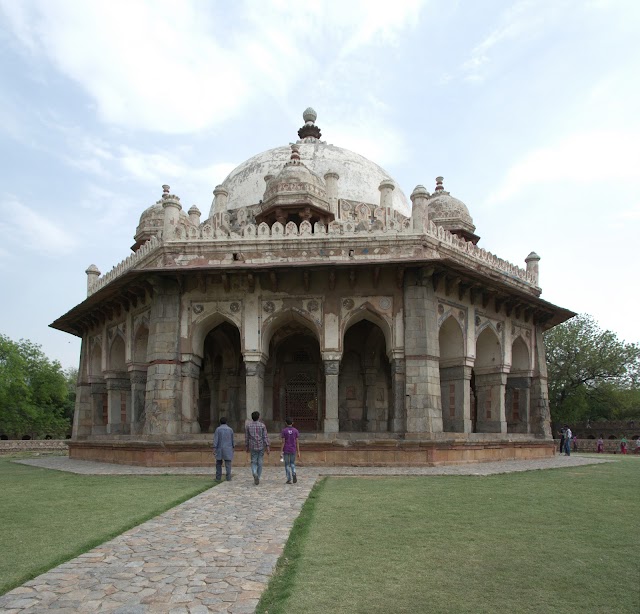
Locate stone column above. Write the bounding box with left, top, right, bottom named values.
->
left=72, top=339, right=92, bottom=438
left=144, top=277, right=182, bottom=436
left=529, top=328, right=552, bottom=438
left=90, top=381, right=107, bottom=434
left=506, top=376, right=531, bottom=434
left=389, top=357, right=406, bottom=433
left=324, top=360, right=340, bottom=433
left=324, top=172, right=340, bottom=216
left=85, top=265, right=100, bottom=297
left=439, top=364, right=472, bottom=433
left=410, top=185, right=430, bottom=232
left=104, top=373, right=131, bottom=435
left=161, top=186, right=182, bottom=240
left=403, top=269, right=443, bottom=434
left=364, top=368, right=378, bottom=431
left=474, top=370, right=508, bottom=433
left=525, top=251, right=540, bottom=286
left=180, top=355, right=202, bottom=434
left=129, top=368, right=147, bottom=436
left=244, top=357, right=266, bottom=423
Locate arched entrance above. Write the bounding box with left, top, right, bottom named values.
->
left=339, top=319, right=391, bottom=432
left=268, top=323, right=322, bottom=432
left=198, top=322, right=244, bottom=432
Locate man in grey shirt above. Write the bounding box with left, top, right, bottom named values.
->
left=213, top=416, right=235, bottom=481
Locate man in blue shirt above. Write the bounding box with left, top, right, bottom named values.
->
left=213, top=416, right=235, bottom=481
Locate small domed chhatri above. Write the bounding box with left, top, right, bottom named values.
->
left=51, top=108, right=574, bottom=468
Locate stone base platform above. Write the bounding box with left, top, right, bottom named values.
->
left=69, top=436, right=555, bottom=467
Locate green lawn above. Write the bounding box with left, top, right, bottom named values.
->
left=258, top=457, right=640, bottom=614
left=0, top=455, right=214, bottom=595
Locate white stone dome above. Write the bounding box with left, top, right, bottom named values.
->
left=213, top=112, right=410, bottom=216
left=428, top=177, right=475, bottom=235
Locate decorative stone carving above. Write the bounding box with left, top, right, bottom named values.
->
left=307, top=300, right=319, bottom=312
left=263, top=301, right=275, bottom=313
left=324, top=360, right=340, bottom=375
left=230, top=302, right=240, bottom=313
left=342, top=298, right=354, bottom=310
left=245, top=362, right=265, bottom=377
left=193, top=304, right=204, bottom=314
left=438, top=304, right=445, bottom=315
left=379, top=297, right=392, bottom=310
left=458, top=310, right=465, bottom=321
left=475, top=315, right=481, bottom=327
left=497, top=322, right=503, bottom=333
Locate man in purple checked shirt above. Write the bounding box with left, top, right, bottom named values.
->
left=280, top=417, right=301, bottom=484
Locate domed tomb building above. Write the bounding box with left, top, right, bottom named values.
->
left=52, top=109, right=574, bottom=465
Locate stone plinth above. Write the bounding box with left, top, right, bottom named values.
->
left=68, top=437, right=554, bottom=467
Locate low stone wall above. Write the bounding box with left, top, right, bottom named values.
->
left=69, top=439, right=555, bottom=467
left=0, top=440, right=69, bottom=455
left=553, top=438, right=640, bottom=454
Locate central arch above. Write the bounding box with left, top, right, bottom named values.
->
left=267, top=321, right=323, bottom=431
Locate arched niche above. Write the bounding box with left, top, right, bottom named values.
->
left=133, top=325, right=149, bottom=364
left=341, top=304, right=392, bottom=355
left=90, top=342, right=102, bottom=377
left=439, top=316, right=466, bottom=433
left=267, top=318, right=322, bottom=432
left=109, top=335, right=126, bottom=372
left=198, top=321, right=244, bottom=433
left=439, top=316, right=464, bottom=364
left=262, top=308, right=321, bottom=357
left=511, top=336, right=530, bottom=373
left=475, top=327, right=502, bottom=369
left=339, top=319, right=391, bottom=432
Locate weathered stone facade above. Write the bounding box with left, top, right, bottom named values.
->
left=52, top=109, right=573, bottom=465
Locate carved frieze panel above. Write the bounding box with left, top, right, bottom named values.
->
left=340, top=296, right=392, bottom=318
left=190, top=300, right=242, bottom=327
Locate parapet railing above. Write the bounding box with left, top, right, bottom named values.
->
left=87, top=217, right=536, bottom=296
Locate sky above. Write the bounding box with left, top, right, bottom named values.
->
left=0, top=0, right=639, bottom=370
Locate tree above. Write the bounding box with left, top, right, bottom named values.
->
left=0, top=334, right=72, bottom=438
left=544, top=314, right=640, bottom=424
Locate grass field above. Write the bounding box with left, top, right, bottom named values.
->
left=258, top=457, right=640, bottom=614
left=0, top=455, right=214, bottom=596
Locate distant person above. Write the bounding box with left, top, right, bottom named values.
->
left=572, top=435, right=578, bottom=452
left=280, top=417, right=301, bottom=484
left=597, top=436, right=604, bottom=453
left=245, top=411, right=270, bottom=485
left=564, top=425, right=572, bottom=456
left=559, top=428, right=566, bottom=454
left=620, top=436, right=628, bottom=455
left=635, top=437, right=640, bottom=455
left=213, top=417, right=235, bottom=481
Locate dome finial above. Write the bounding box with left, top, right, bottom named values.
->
left=298, top=108, right=322, bottom=140
left=303, top=107, right=317, bottom=124
left=435, top=177, right=444, bottom=192
left=162, top=184, right=171, bottom=197
left=290, top=143, right=301, bottom=161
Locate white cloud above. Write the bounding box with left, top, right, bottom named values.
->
left=460, top=0, right=558, bottom=83
left=0, top=0, right=427, bottom=135
left=0, top=196, right=79, bottom=256
left=487, top=130, right=640, bottom=204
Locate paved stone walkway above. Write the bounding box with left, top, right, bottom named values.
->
left=1, top=456, right=611, bottom=613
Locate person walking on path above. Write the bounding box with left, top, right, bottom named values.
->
left=634, top=437, right=640, bottom=455
left=281, top=417, right=301, bottom=484
left=213, top=416, right=235, bottom=481
left=620, top=435, right=628, bottom=455
left=564, top=425, right=572, bottom=456
left=559, top=428, right=566, bottom=454
left=246, top=411, right=270, bottom=485
left=597, top=436, right=604, bottom=453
